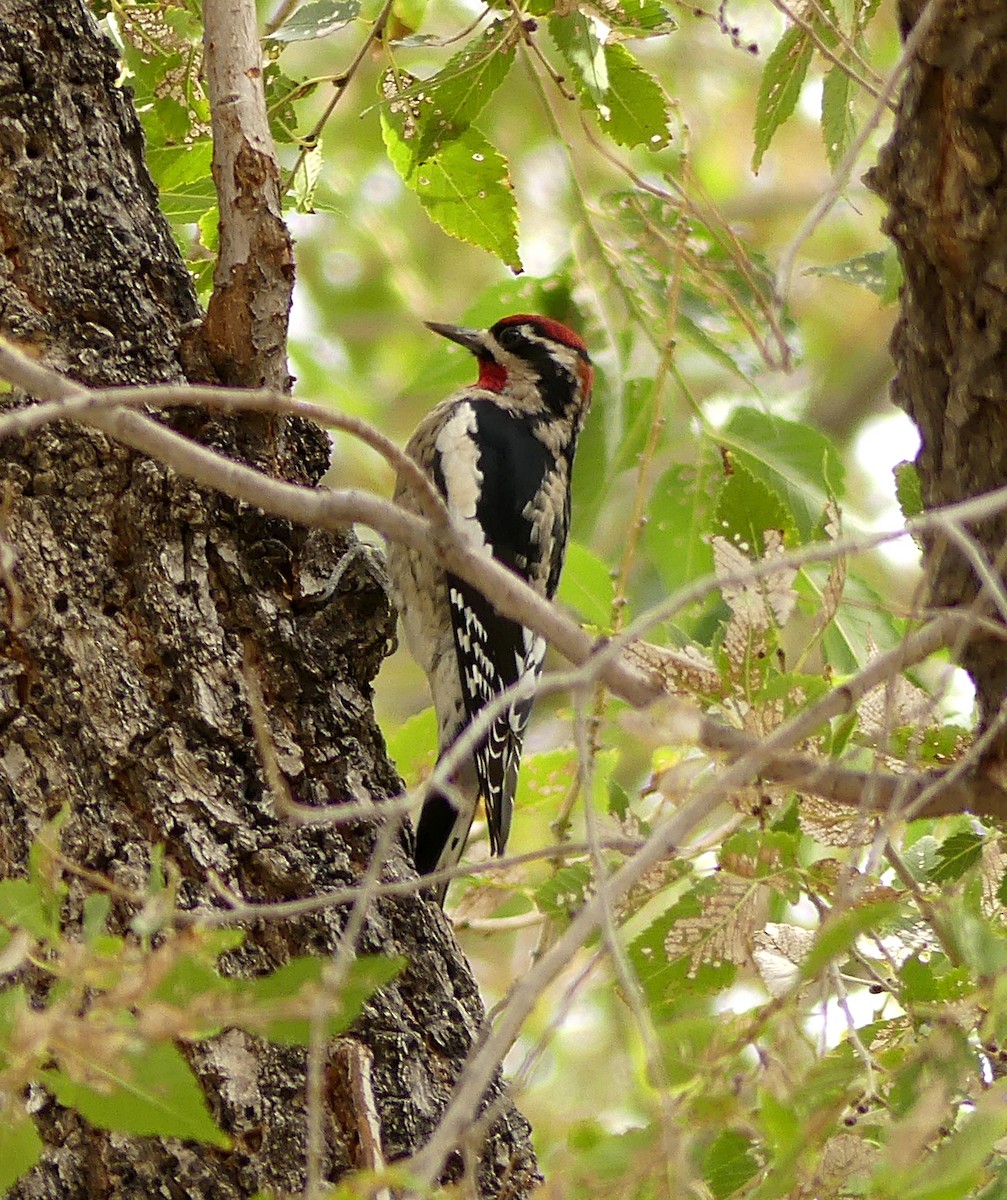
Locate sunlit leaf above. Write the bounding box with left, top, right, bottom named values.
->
left=598, top=43, right=670, bottom=149
left=385, top=706, right=437, bottom=788
left=413, top=21, right=517, bottom=162
left=929, top=829, right=984, bottom=883
left=551, top=13, right=608, bottom=107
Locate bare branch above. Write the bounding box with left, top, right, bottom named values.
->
left=203, top=0, right=292, bottom=387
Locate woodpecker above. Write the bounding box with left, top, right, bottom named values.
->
left=387, top=314, right=594, bottom=903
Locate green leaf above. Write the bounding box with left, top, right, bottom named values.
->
left=147, top=143, right=217, bottom=223
left=801, top=899, right=901, bottom=978
left=0, top=879, right=52, bottom=941
left=601, top=0, right=676, bottom=35
left=628, top=882, right=738, bottom=1018
left=715, top=461, right=795, bottom=555
left=242, top=955, right=403, bottom=1046
left=596, top=44, right=670, bottom=149
left=719, top=408, right=845, bottom=541
left=899, top=954, right=972, bottom=1004
left=384, top=706, right=436, bottom=789
left=83, top=893, right=111, bottom=943
left=895, top=460, right=923, bottom=520
left=536, top=863, right=592, bottom=921
left=929, top=829, right=984, bottom=883
left=805, top=247, right=902, bottom=300
left=413, top=21, right=517, bottom=162
left=821, top=63, right=855, bottom=169
left=0, top=1110, right=43, bottom=1194
left=552, top=18, right=669, bottom=149
left=270, top=0, right=360, bottom=41
left=644, top=460, right=716, bottom=596
left=381, top=78, right=520, bottom=269
left=556, top=541, right=614, bottom=627
left=43, top=1042, right=229, bottom=1146
left=551, top=13, right=609, bottom=107
left=752, top=26, right=813, bottom=173
left=703, top=1129, right=760, bottom=1199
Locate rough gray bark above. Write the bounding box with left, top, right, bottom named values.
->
left=0, top=1, right=538, bottom=1195
left=867, top=1, right=1007, bottom=757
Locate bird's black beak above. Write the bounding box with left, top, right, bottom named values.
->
left=424, top=321, right=488, bottom=357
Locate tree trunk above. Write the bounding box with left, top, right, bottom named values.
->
left=867, top=1, right=1007, bottom=758
left=0, top=1, right=538, bottom=1195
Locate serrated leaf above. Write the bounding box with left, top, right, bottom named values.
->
left=381, top=82, right=519, bottom=269
left=720, top=408, right=844, bottom=541
left=536, top=863, right=591, bottom=921
left=929, top=830, right=984, bottom=883
left=599, top=0, right=677, bottom=35
left=0, top=1111, right=43, bottom=1193
left=551, top=13, right=609, bottom=107
left=556, top=541, right=614, bottom=627
left=900, top=954, right=972, bottom=1003
left=147, top=143, right=217, bottom=222
left=752, top=26, right=813, bottom=173
left=552, top=18, right=669, bottom=149
left=821, top=63, right=855, bottom=169
left=895, top=460, right=923, bottom=520
left=703, top=1129, right=760, bottom=1199
left=413, top=21, right=517, bottom=163
left=43, top=1042, right=229, bottom=1146
left=628, top=883, right=738, bottom=1016
left=270, top=0, right=360, bottom=41
left=597, top=43, right=670, bottom=149
left=715, top=460, right=795, bottom=555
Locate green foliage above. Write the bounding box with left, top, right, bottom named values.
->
left=41, top=1043, right=229, bottom=1147
left=0, top=827, right=400, bottom=1195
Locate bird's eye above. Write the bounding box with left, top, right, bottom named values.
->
left=497, top=325, right=524, bottom=350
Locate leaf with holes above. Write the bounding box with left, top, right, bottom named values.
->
left=752, top=25, right=813, bottom=172
left=381, top=74, right=520, bottom=269
left=413, top=21, right=517, bottom=163
left=551, top=12, right=609, bottom=107
left=595, top=43, right=670, bottom=149
left=269, top=0, right=360, bottom=41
